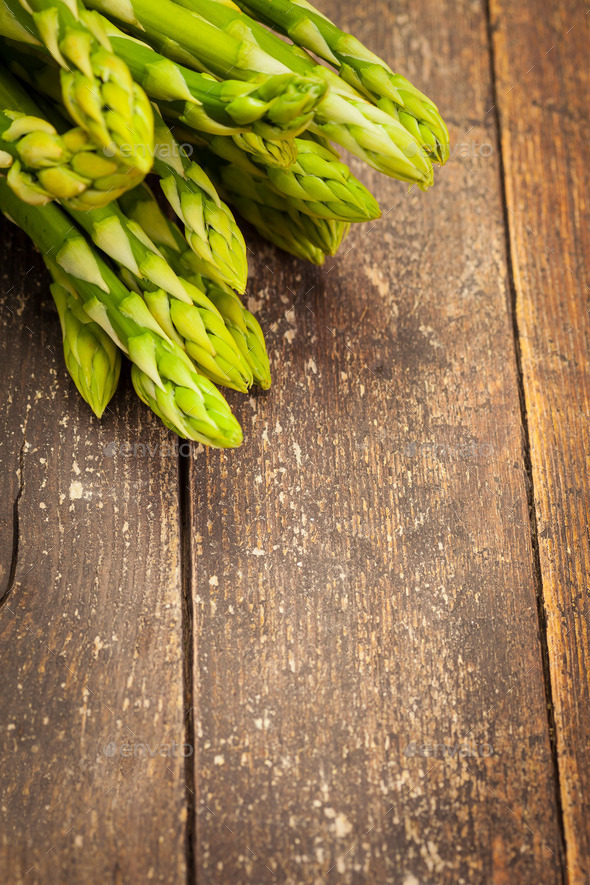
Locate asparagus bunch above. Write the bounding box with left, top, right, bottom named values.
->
left=0, top=176, right=242, bottom=446
left=1, top=0, right=449, bottom=447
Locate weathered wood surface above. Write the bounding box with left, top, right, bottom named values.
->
left=1, top=0, right=588, bottom=881
left=186, top=0, right=565, bottom=882
left=490, top=0, right=590, bottom=881
left=0, top=226, right=188, bottom=882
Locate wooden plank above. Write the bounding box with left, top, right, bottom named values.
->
left=0, top=221, right=188, bottom=883
left=489, top=0, right=590, bottom=881
left=187, top=0, right=566, bottom=882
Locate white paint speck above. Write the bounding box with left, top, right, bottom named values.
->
left=334, top=813, right=353, bottom=838
left=69, top=481, right=84, bottom=500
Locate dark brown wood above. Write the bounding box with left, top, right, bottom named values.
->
left=0, top=225, right=188, bottom=882
left=187, top=1, right=565, bottom=883
left=490, top=0, right=590, bottom=880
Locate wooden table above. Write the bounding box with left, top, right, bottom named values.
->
left=1, top=0, right=588, bottom=881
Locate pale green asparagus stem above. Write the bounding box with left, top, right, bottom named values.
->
left=0, top=177, right=242, bottom=446
left=51, top=279, right=121, bottom=416
left=119, top=182, right=271, bottom=388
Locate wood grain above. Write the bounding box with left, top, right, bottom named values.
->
left=0, top=223, right=188, bottom=883
left=186, top=0, right=565, bottom=882
left=490, top=0, right=590, bottom=881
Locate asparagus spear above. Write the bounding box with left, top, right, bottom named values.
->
left=229, top=0, right=449, bottom=163
left=83, top=0, right=434, bottom=186
left=196, top=276, right=271, bottom=391
left=187, top=129, right=380, bottom=223
left=232, top=193, right=348, bottom=263
left=0, top=65, right=144, bottom=207
left=119, top=182, right=271, bottom=389
left=1, top=0, right=154, bottom=174
left=68, top=198, right=254, bottom=391
left=0, top=177, right=242, bottom=446
left=51, top=277, right=121, bottom=417
left=152, top=115, right=248, bottom=294
left=211, top=164, right=350, bottom=261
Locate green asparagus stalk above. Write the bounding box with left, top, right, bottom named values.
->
left=0, top=66, right=144, bottom=207
left=187, top=129, right=380, bottom=223
left=68, top=198, right=254, bottom=391
left=229, top=0, right=449, bottom=163
left=1, top=0, right=154, bottom=174
left=0, top=177, right=242, bottom=446
left=98, top=20, right=328, bottom=142
left=83, top=0, right=434, bottom=186
left=152, top=115, right=248, bottom=294
left=211, top=165, right=350, bottom=261
left=239, top=194, right=348, bottom=262
left=119, top=182, right=271, bottom=389
left=51, top=278, right=121, bottom=416
left=197, top=277, right=271, bottom=391
left=195, top=152, right=350, bottom=260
